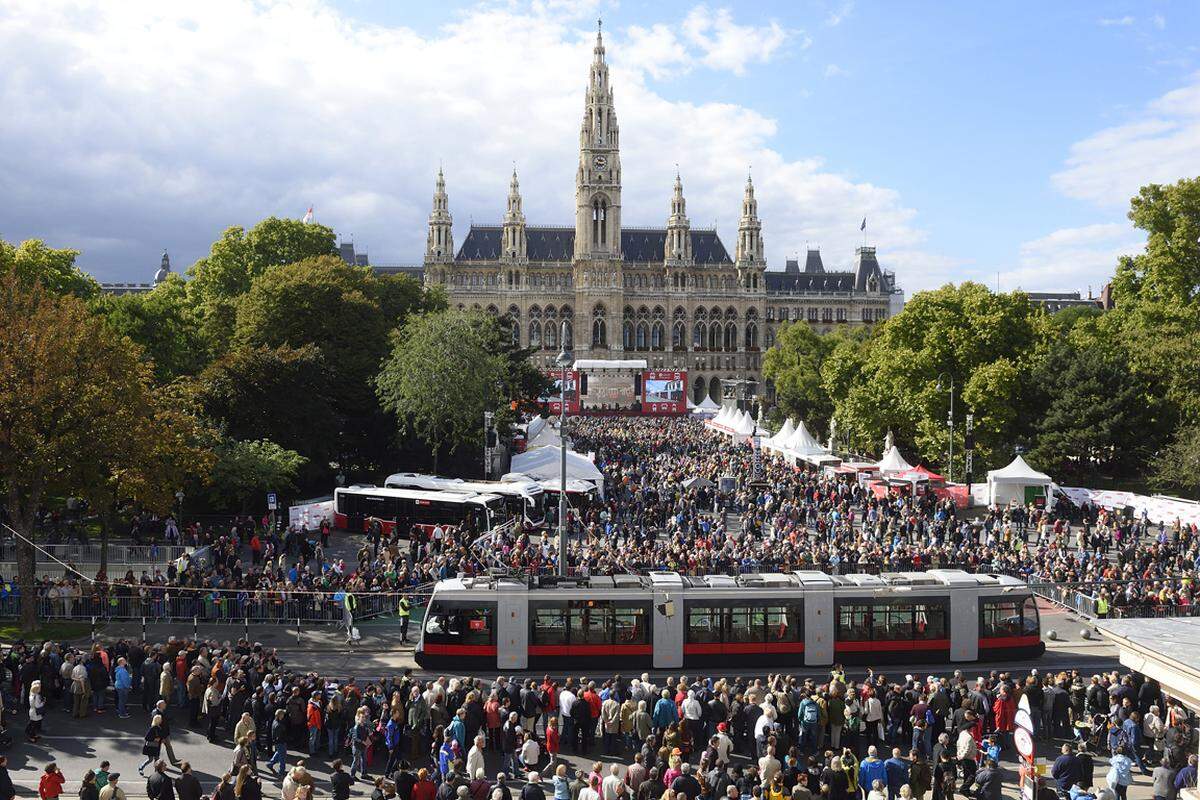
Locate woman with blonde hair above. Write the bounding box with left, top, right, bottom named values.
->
left=27, top=680, right=45, bottom=742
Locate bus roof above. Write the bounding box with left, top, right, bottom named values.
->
left=384, top=473, right=542, bottom=496
left=337, top=485, right=503, bottom=505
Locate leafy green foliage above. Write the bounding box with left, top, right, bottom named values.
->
left=205, top=438, right=307, bottom=512
left=1151, top=423, right=1200, bottom=497
left=376, top=311, right=508, bottom=472
left=91, top=275, right=207, bottom=382
left=0, top=238, right=99, bottom=299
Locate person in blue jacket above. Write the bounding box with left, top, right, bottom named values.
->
left=859, top=746, right=888, bottom=800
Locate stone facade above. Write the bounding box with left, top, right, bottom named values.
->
left=422, top=24, right=903, bottom=404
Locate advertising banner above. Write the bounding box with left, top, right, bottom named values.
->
left=642, top=370, right=687, bottom=415
left=542, top=369, right=580, bottom=414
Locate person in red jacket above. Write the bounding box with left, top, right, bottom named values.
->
left=306, top=692, right=324, bottom=756
left=38, top=763, right=66, bottom=800
left=992, top=690, right=1017, bottom=752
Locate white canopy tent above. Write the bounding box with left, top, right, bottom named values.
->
left=524, top=421, right=562, bottom=450
left=877, top=446, right=915, bottom=475
left=771, top=418, right=796, bottom=446
left=783, top=421, right=825, bottom=455
left=692, top=395, right=720, bottom=416
left=987, top=455, right=1053, bottom=509
left=509, top=446, right=606, bottom=498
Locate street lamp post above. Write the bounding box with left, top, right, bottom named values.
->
left=555, top=321, right=573, bottom=577
left=936, top=373, right=955, bottom=483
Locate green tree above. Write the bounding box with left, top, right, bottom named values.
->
left=193, top=344, right=338, bottom=470
left=375, top=311, right=508, bottom=472
left=1110, top=177, right=1200, bottom=422
left=1028, top=342, right=1159, bottom=479
left=91, top=274, right=208, bottom=382
left=1151, top=423, right=1200, bottom=499
left=763, top=323, right=841, bottom=435
left=830, top=283, right=1040, bottom=469
left=234, top=256, right=387, bottom=399
left=186, top=217, right=337, bottom=355
left=205, top=438, right=307, bottom=512
left=0, top=274, right=190, bottom=631
left=0, top=238, right=99, bottom=299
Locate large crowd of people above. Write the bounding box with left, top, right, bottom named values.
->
left=2, top=634, right=1198, bottom=800
left=6, top=418, right=1199, bottom=622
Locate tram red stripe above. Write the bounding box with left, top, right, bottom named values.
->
left=834, top=639, right=950, bottom=653
left=979, top=634, right=1042, bottom=648
left=421, top=644, right=497, bottom=656
left=527, top=644, right=653, bottom=656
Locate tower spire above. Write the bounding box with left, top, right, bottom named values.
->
left=665, top=170, right=692, bottom=268
left=425, top=167, right=454, bottom=264
left=735, top=171, right=765, bottom=287
left=503, top=165, right=527, bottom=262
left=574, top=16, right=621, bottom=261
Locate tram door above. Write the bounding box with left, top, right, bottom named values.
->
left=497, top=586, right=529, bottom=669
left=653, top=594, right=684, bottom=668
left=949, top=588, right=978, bottom=662
left=803, top=587, right=834, bottom=666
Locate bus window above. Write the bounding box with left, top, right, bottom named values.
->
left=686, top=606, right=722, bottom=644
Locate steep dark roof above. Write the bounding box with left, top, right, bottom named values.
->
left=804, top=249, right=825, bottom=274
left=784, top=258, right=800, bottom=274
left=766, top=272, right=856, bottom=293
left=455, top=225, right=732, bottom=264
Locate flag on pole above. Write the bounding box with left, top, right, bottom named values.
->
left=860, top=217, right=866, bottom=231
left=302, top=206, right=314, bottom=224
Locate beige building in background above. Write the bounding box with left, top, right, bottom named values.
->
left=419, top=24, right=903, bottom=404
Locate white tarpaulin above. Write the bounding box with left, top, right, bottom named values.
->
left=877, top=446, right=914, bottom=475
left=510, top=446, right=605, bottom=497
left=1060, top=487, right=1200, bottom=528
left=987, top=455, right=1053, bottom=508
left=289, top=498, right=334, bottom=530
left=525, top=422, right=562, bottom=450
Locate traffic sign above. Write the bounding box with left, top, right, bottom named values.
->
left=1015, top=727, right=1035, bottom=759
left=267, top=492, right=278, bottom=510
left=1015, top=708, right=1033, bottom=733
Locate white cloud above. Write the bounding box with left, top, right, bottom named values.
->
left=681, top=5, right=794, bottom=76
left=1003, top=223, right=1144, bottom=293
left=1151, top=13, right=1166, bottom=29
left=1097, top=16, right=1135, bottom=26
left=1051, top=72, right=1200, bottom=208
left=825, top=2, right=854, bottom=27
left=620, top=23, right=692, bottom=80
left=824, top=64, right=847, bottom=78
left=0, top=0, right=937, bottom=291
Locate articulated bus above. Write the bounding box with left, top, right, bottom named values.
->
left=384, top=473, right=546, bottom=528
left=333, top=486, right=507, bottom=537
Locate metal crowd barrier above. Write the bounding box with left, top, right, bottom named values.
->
left=36, top=543, right=188, bottom=564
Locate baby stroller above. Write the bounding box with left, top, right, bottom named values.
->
left=1073, top=713, right=1106, bottom=752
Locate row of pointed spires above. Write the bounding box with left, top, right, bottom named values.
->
left=424, top=167, right=763, bottom=266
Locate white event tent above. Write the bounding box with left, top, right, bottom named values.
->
left=986, top=455, right=1053, bottom=509
left=508, top=446, right=605, bottom=498
left=876, top=446, right=914, bottom=475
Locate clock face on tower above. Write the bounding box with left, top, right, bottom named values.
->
left=593, top=154, right=607, bottom=169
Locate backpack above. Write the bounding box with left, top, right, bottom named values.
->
left=801, top=701, right=820, bottom=726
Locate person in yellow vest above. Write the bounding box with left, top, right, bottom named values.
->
left=1095, top=593, right=1109, bottom=619
left=343, top=591, right=358, bottom=643
left=397, top=595, right=412, bottom=643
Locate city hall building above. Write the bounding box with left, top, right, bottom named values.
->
left=417, top=26, right=906, bottom=404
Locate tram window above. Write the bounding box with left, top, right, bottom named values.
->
left=727, top=607, right=762, bottom=643
left=614, top=607, right=648, bottom=644
left=837, top=604, right=871, bottom=641
left=423, top=603, right=494, bottom=645
left=981, top=597, right=1037, bottom=637
left=571, top=605, right=613, bottom=645
left=913, top=603, right=947, bottom=639
left=532, top=607, right=568, bottom=645
left=686, top=607, right=723, bottom=643
left=766, top=606, right=802, bottom=642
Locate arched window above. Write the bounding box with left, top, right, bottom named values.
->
left=592, top=197, right=608, bottom=247
left=707, top=323, right=720, bottom=351
left=529, top=321, right=541, bottom=348
left=544, top=321, right=558, bottom=350
left=724, top=322, right=737, bottom=351
left=672, top=321, right=685, bottom=350
left=592, top=317, right=607, bottom=347
left=651, top=321, right=664, bottom=350
left=693, top=322, right=705, bottom=349
left=623, top=321, right=634, bottom=349
left=745, top=322, right=758, bottom=349
left=693, top=376, right=707, bottom=405
left=635, top=321, right=648, bottom=350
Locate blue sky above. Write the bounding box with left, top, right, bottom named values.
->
left=0, top=0, right=1197, bottom=293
